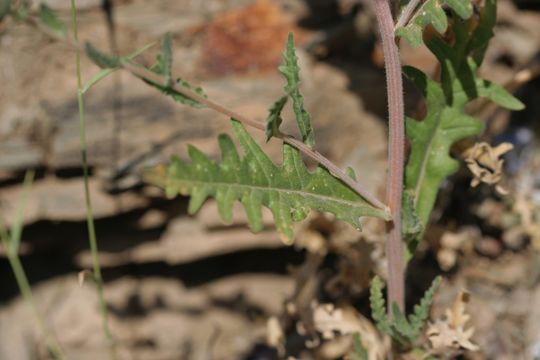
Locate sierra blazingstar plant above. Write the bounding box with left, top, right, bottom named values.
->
left=14, top=0, right=524, bottom=355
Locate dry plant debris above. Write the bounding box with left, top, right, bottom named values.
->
left=436, top=227, right=478, bottom=270
left=463, top=142, right=513, bottom=195
left=427, top=290, right=479, bottom=357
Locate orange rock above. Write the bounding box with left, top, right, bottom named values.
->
left=200, top=0, right=305, bottom=75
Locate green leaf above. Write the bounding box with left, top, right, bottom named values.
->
left=141, top=34, right=207, bottom=108
left=349, top=334, right=368, bottom=360
left=85, top=42, right=120, bottom=69
left=392, top=303, right=414, bottom=340
left=147, top=78, right=208, bottom=109
left=409, top=276, right=442, bottom=338
left=404, top=65, right=484, bottom=229
left=145, top=120, right=389, bottom=242
left=0, top=0, right=11, bottom=20
left=404, top=0, right=523, bottom=256
left=82, top=42, right=156, bottom=94
left=39, top=4, right=66, bottom=38
left=265, top=96, right=287, bottom=141
left=402, top=190, right=423, bottom=252
left=396, top=0, right=473, bottom=47
left=279, top=33, right=315, bottom=148
left=369, top=276, right=392, bottom=336
left=161, top=32, right=173, bottom=86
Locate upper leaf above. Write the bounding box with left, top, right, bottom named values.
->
left=396, top=0, right=474, bottom=47
left=145, top=120, right=389, bottom=242
left=279, top=33, right=315, bottom=148
left=404, top=0, right=524, bottom=256
left=142, top=34, right=208, bottom=108
left=265, top=96, right=288, bottom=141
left=39, top=4, right=66, bottom=38
left=85, top=42, right=120, bottom=69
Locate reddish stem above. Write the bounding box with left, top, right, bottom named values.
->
left=372, top=0, right=405, bottom=312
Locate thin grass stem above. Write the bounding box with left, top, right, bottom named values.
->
left=70, top=0, right=116, bottom=356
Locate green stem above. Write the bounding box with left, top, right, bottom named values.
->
left=6, top=254, right=64, bottom=359
left=70, top=0, right=116, bottom=355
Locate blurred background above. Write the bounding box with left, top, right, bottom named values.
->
left=1, top=0, right=540, bottom=359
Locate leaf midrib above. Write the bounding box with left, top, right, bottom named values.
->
left=174, top=178, right=377, bottom=213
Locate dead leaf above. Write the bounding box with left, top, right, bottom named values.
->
left=313, top=304, right=360, bottom=340
left=312, top=304, right=389, bottom=359
left=426, top=290, right=479, bottom=357
left=463, top=142, right=513, bottom=195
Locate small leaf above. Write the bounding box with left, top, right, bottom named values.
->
left=402, top=190, right=423, bottom=260
left=150, top=78, right=207, bottom=108
left=392, top=303, right=414, bottom=340
left=265, top=96, right=287, bottom=141
left=279, top=33, right=315, bottom=148
left=82, top=42, right=156, bottom=93
left=349, top=334, right=368, bottom=360
left=475, top=78, right=524, bottom=111
left=346, top=167, right=357, bottom=181
left=140, top=34, right=207, bottom=108
left=161, top=32, right=173, bottom=86
left=145, top=120, right=389, bottom=242
left=409, top=276, right=442, bottom=338
left=39, top=4, right=66, bottom=38
left=369, top=276, right=392, bottom=336
left=85, top=42, right=120, bottom=69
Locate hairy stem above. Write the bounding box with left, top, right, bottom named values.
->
left=373, top=0, right=406, bottom=312
left=70, top=1, right=116, bottom=356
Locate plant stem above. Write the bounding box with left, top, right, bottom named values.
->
left=372, top=0, right=406, bottom=312
left=21, top=16, right=389, bottom=215
left=395, top=0, right=423, bottom=30
left=6, top=254, right=64, bottom=359
left=0, top=172, right=64, bottom=359
left=70, top=0, right=116, bottom=355
left=121, top=62, right=390, bottom=213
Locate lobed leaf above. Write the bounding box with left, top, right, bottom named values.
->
left=404, top=0, right=524, bottom=256
left=279, top=33, right=315, bottom=148
left=349, top=334, right=368, bottom=360
left=409, top=276, right=442, bottom=338
left=265, top=96, right=287, bottom=141
left=39, top=4, right=66, bottom=38
left=142, top=34, right=208, bottom=108
left=392, top=303, right=414, bottom=340
left=145, top=120, right=389, bottom=242
left=369, top=276, right=392, bottom=336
